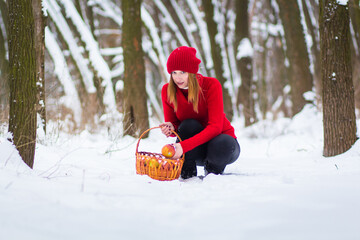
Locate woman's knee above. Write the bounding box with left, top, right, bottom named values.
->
left=178, top=119, right=203, bottom=139
left=206, top=134, right=240, bottom=165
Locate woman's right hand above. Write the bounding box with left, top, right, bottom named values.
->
left=159, top=122, right=175, bottom=137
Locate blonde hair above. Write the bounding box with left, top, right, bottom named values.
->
left=167, top=73, right=201, bottom=113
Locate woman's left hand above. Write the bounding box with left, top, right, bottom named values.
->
left=159, top=122, right=175, bottom=137
left=172, top=143, right=183, bottom=159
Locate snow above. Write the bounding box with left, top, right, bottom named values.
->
left=337, top=0, right=349, bottom=5
left=237, top=38, right=254, bottom=59
left=1, top=105, right=359, bottom=240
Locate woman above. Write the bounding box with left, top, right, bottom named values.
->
left=160, top=46, right=240, bottom=179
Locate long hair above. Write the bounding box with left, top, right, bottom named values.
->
left=167, top=73, right=201, bottom=113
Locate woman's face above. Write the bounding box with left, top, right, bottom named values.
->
left=171, top=71, right=189, bottom=89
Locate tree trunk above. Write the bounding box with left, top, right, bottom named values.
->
left=7, top=0, right=37, bottom=168
left=202, top=0, right=234, bottom=121
left=0, top=19, right=9, bottom=115
left=319, top=0, right=357, bottom=157
left=349, top=0, right=360, bottom=109
left=267, top=0, right=290, bottom=119
left=0, top=1, right=8, bottom=116
left=74, top=0, right=83, bottom=19
left=235, top=0, right=256, bottom=126
left=33, top=0, right=47, bottom=133
left=86, top=0, right=97, bottom=41
left=122, top=0, right=149, bottom=137
left=276, top=0, right=313, bottom=116
left=301, top=0, right=322, bottom=103
left=349, top=0, right=360, bottom=50
left=162, top=0, right=190, bottom=46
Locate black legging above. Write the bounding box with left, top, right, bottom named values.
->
left=177, top=119, right=240, bottom=176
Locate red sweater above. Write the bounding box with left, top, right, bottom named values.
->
left=161, top=74, right=236, bottom=153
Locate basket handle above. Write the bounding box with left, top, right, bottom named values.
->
left=135, top=126, right=183, bottom=156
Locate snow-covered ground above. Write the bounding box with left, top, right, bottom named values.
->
left=1, top=105, right=360, bottom=240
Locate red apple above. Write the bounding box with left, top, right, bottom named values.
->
left=161, top=144, right=175, bottom=158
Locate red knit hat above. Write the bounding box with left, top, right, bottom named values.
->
left=166, top=46, right=201, bottom=74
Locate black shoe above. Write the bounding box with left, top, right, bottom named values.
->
left=181, top=160, right=197, bottom=179
left=204, top=162, right=224, bottom=175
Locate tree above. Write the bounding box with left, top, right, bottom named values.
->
left=202, top=0, right=234, bottom=121
left=349, top=0, right=360, bottom=50
left=235, top=0, right=256, bottom=126
left=266, top=0, right=290, bottom=119
left=301, top=0, right=322, bottom=102
left=7, top=0, right=37, bottom=168
left=0, top=1, right=8, bottom=117
left=122, top=0, right=149, bottom=137
left=0, top=26, right=8, bottom=113
left=319, top=0, right=357, bottom=157
left=33, top=0, right=46, bottom=133
left=276, top=0, right=313, bottom=116
left=349, top=0, right=360, bottom=109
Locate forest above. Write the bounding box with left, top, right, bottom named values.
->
left=0, top=0, right=359, bottom=166
left=0, top=1, right=360, bottom=238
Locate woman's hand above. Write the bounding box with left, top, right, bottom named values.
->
left=172, top=143, right=183, bottom=159
left=159, top=122, right=175, bottom=137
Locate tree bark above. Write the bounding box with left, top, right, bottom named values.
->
left=267, top=0, right=290, bottom=118
left=0, top=1, right=8, bottom=114
left=349, top=0, right=360, bottom=50
left=276, top=0, right=313, bottom=116
left=202, top=0, right=234, bottom=121
left=86, top=0, right=97, bottom=41
left=33, top=0, right=47, bottom=133
left=0, top=19, right=9, bottom=114
left=162, top=0, right=190, bottom=46
left=319, top=0, right=357, bottom=157
left=349, top=0, right=360, bottom=109
left=7, top=0, right=37, bottom=168
left=74, top=0, right=83, bottom=19
left=122, top=0, right=149, bottom=137
left=235, top=0, right=256, bottom=126
left=301, top=0, right=322, bottom=103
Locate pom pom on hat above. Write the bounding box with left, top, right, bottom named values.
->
left=166, top=46, right=201, bottom=74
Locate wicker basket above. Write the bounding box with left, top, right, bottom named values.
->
left=136, top=127, right=184, bottom=181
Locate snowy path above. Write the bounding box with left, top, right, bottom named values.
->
left=1, top=107, right=360, bottom=240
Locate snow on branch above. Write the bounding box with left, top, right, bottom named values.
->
left=212, top=1, right=234, bottom=96
left=45, top=0, right=96, bottom=94
left=237, top=38, right=254, bottom=59
left=45, top=27, right=82, bottom=124
left=169, top=0, right=201, bottom=52
left=153, top=0, right=188, bottom=46
left=91, top=0, right=122, bottom=27
left=59, top=0, right=116, bottom=112
left=141, top=6, right=168, bottom=80
left=185, top=0, right=213, bottom=69
left=336, top=0, right=349, bottom=5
